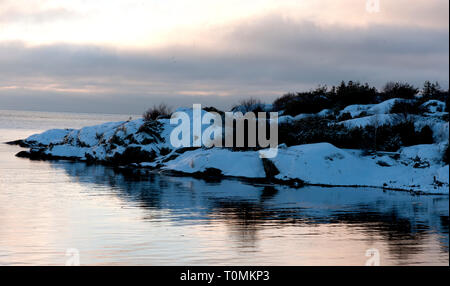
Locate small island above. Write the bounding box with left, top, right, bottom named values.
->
left=9, top=81, right=449, bottom=194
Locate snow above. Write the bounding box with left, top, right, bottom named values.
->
left=157, top=143, right=449, bottom=194
left=337, top=98, right=448, bottom=145
left=399, top=144, right=445, bottom=164
left=413, top=116, right=449, bottom=143
left=369, top=98, right=405, bottom=114
left=45, top=145, right=90, bottom=159
left=278, top=115, right=294, bottom=125
left=293, top=113, right=314, bottom=121
left=436, top=165, right=449, bottom=184
left=277, top=113, right=314, bottom=124
left=341, top=103, right=373, bottom=117
left=269, top=143, right=448, bottom=193
left=338, top=114, right=397, bottom=128
left=77, top=121, right=126, bottom=147
left=26, top=129, right=73, bottom=146
left=24, top=117, right=160, bottom=161
left=337, top=98, right=415, bottom=129
left=280, top=109, right=333, bottom=121
left=163, top=148, right=267, bottom=178
left=341, top=98, right=407, bottom=117
left=317, top=109, right=333, bottom=117
left=338, top=113, right=449, bottom=143
left=421, top=100, right=446, bottom=114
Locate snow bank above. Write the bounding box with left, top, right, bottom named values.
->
left=156, top=143, right=449, bottom=194
left=368, top=98, right=406, bottom=114
left=26, top=129, right=73, bottom=146
left=338, top=114, right=397, bottom=128
left=421, top=100, right=446, bottom=114
left=270, top=143, right=448, bottom=193
left=340, top=98, right=407, bottom=117
left=45, top=145, right=91, bottom=159
left=278, top=113, right=315, bottom=124
left=162, top=148, right=266, bottom=178
left=413, top=116, right=449, bottom=143
left=399, top=144, right=445, bottom=164
left=436, top=165, right=449, bottom=184
left=317, top=109, right=333, bottom=117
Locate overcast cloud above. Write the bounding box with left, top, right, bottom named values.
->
left=0, top=1, right=448, bottom=113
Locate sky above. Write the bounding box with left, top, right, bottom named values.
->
left=0, top=0, right=448, bottom=114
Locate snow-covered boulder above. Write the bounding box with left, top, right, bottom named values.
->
left=399, top=144, right=446, bottom=165
left=340, top=98, right=408, bottom=117
left=162, top=148, right=266, bottom=178
left=338, top=114, right=398, bottom=128
left=26, top=128, right=74, bottom=146
left=421, top=100, right=446, bottom=115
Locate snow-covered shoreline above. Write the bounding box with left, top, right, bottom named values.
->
left=8, top=100, right=449, bottom=195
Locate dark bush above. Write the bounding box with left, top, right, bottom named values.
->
left=390, top=100, right=421, bottom=115
left=277, top=116, right=435, bottom=152
left=108, top=146, right=157, bottom=164
left=420, top=82, right=449, bottom=111
left=159, top=147, right=171, bottom=156
left=353, top=111, right=369, bottom=119
left=203, top=106, right=222, bottom=113
left=366, top=121, right=434, bottom=151
left=271, top=81, right=446, bottom=117
left=416, top=125, right=434, bottom=144
left=337, top=112, right=352, bottom=122
left=143, top=103, right=172, bottom=121
left=382, top=82, right=418, bottom=100
left=334, top=81, right=377, bottom=106
left=273, top=81, right=378, bottom=116
left=278, top=117, right=357, bottom=148
left=422, top=81, right=443, bottom=99
left=273, top=92, right=332, bottom=116
left=273, top=93, right=296, bottom=111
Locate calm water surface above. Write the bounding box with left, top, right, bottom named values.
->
left=0, top=110, right=448, bottom=265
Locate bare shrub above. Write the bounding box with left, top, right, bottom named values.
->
left=232, top=97, right=263, bottom=112
left=143, top=103, right=172, bottom=121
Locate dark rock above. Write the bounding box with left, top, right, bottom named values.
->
left=15, top=150, right=31, bottom=158
left=413, top=161, right=430, bottom=168
left=15, top=149, right=51, bottom=160
left=192, top=167, right=224, bottom=182
left=6, top=140, right=29, bottom=147
left=161, top=153, right=179, bottom=163
left=376, top=160, right=392, bottom=167
left=261, top=158, right=280, bottom=178
left=108, top=146, right=157, bottom=165
left=159, top=147, right=171, bottom=156
left=175, top=147, right=200, bottom=154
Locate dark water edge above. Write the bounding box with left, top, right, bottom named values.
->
left=0, top=110, right=448, bottom=265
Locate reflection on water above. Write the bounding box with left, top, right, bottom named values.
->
left=0, top=111, right=448, bottom=265
left=1, top=145, right=448, bottom=265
